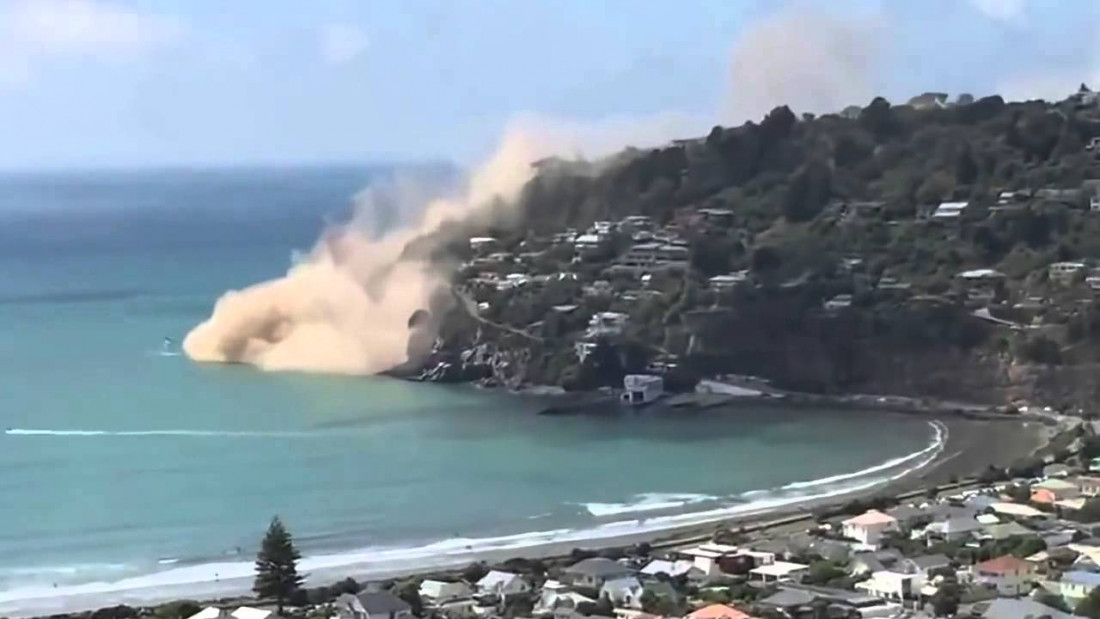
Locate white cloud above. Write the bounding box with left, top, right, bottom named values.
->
left=969, top=0, right=1029, bottom=23
left=319, top=23, right=368, bottom=65
left=3, top=0, right=185, bottom=58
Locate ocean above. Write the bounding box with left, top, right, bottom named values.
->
left=0, top=167, right=939, bottom=615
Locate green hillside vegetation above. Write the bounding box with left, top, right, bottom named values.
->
left=430, top=86, right=1100, bottom=409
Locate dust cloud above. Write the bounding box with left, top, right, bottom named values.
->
left=183, top=117, right=693, bottom=375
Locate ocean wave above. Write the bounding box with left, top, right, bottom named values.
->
left=0, top=421, right=948, bottom=614
left=3, top=428, right=307, bottom=438
left=583, top=493, right=719, bottom=517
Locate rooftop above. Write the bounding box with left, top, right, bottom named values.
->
left=975, top=555, right=1031, bottom=574
left=843, top=509, right=898, bottom=526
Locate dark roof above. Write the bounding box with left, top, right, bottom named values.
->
left=356, top=592, right=412, bottom=616
left=563, top=557, right=634, bottom=578
left=757, top=588, right=817, bottom=608
left=886, top=504, right=931, bottom=523
left=907, top=554, right=951, bottom=571
left=979, top=598, right=1074, bottom=619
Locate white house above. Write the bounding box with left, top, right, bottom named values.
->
left=842, top=510, right=899, bottom=547
left=419, top=580, right=473, bottom=605
left=335, top=592, right=414, bottom=619
left=476, top=571, right=530, bottom=599
left=621, top=374, right=663, bottom=405
left=709, top=272, right=749, bottom=291
left=854, top=571, right=918, bottom=601
left=641, top=559, right=696, bottom=579
left=932, top=201, right=968, bottom=220
left=533, top=581, right=595, bottom=619
left=1059, top=571, right=1100, bottom=602
left=600, top=576, right=644, bottom=609
left=749, top=561, right=809, bottom=583
left=562, top=558, right=635, bottom=590
left=1050, top=261, right=1087, bottom=285
left=469, top=237, right=498, bottom=255
left=971, top=555, right=1036, bottom=596
left=679, top=543, right=741, bottom=577
left=586, top=312, right=628, bottom=338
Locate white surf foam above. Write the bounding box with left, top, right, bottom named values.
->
left=4, top=428, right=306, bottom=438
left=583, top=493, right=718, bottom=517
left=0, top=420, right=948, bottom=616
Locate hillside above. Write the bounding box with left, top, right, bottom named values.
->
left=417, top=87, right=1100, bottom=411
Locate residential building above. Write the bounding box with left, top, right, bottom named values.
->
left=534, top=581, right=594, bottom=619
left=901, top=554, right=952, bottom=587
left=696, top=208, right=735, bottom=228
left=574, top=234, right=604, bottom=254
left=976, top=598, right=1074, bottom=619
left=824, top=293, right=853, bottom=313
left=616, top=243, right=690, bottom=275
left=749, top=561, right=810, bottom=583
left=979, top=522, right=1036, bottom=542
left=640, top=559, right=696, bottom=579
left=600, top=576, right=644, bottom=609
left=188, top=608, right=283, bottom=619
left=469, top=237, right=499, bottom=256
left=931, top=201, right=968, bottom=220
left=709, top=272, right=749, bottom=291
left=621, top=375, right=663, bottom=405
left=842, top=510, right=899, bottom=547
left=1050, top=262, right=1087, bottom=285
left=335, top=592, right=414, bottom=619
left=925, top=516, right=984, bottom=542
left=1060, top=570, right=1100, bottom=602
left=419, top=580, right=472, bottom=605
left=562, top=558, right=635, bottom=590
left=586, top=312, right=628, bottom=338
left=685, top=604, right=751, bottom=619
left=476, top=571, right=530, bottom=600
left=1045, top=464, right=1072, bottom=478
left=971, top=555, right=1037, bottom=596
left=990, top=502, right=1048, bottom=519
left=1077, top=476, right=1100, bottom=497
left=1032, top=478, right=1081, bottom=503
left=679, top=543, right=741, bottom=577
left=854, top=571, right=917, bottom=601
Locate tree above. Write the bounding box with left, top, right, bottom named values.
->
left=254, top=516, right=303, bottom=614
left=1076, top=586, right=1100, bottom=619
left=931, top=580, right=960, bottom=617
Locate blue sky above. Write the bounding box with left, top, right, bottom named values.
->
left=0, top=0, right=1096, bottom=169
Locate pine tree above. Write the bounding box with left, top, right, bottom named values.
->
left=253, top=516, right=303, bottom=614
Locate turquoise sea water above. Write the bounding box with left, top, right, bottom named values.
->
left=0, top=168, right=936, bottom=613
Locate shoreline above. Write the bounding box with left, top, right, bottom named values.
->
left=0, top=412, right=1048, bottom=619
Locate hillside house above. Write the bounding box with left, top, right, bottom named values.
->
left=1059, top=570, right=1100, bottom=602
left=586, top=312, right=628, bottom=338
left=696, top=208, right=735, bottom=228
left=932, top=201, right=968, bottom=221
left=842, top=510, right=899, bottom=546
left=1077, top=476, right=1100, bottom=497
left=854, top=571, right=917, bottom=601
left=971, top=555, right=1036, bottom=596
left=709, top=271, right=749, bottom=291
left=824, top=293, right=853, bottom=313
left=1050, top=262, right=1087, bottom=285
left=469, top=237, right=499, bottom=256
left=621, top=374, right=663, bottom=405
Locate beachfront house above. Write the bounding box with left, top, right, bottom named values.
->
left=1058, top=570, right=1100, bottom=603
left=562, top=557, right=635, bottom=590
left=419, top=580, right=472, bottom=605
left=476, top=570, right=530, bottom=600
left=971, top=555, right=1037, bottom=596
left=534, top=580, right=595, bottom=618
left=750, top=561, right=810, bottom=584
left=679, top=543, right=741, bottom=578
left=640, top=559, right=697, bottom=579
left=621, top=374, right=664, bottom=405
left=335, top=592, right=414, bottom=619
left=842, top=510, right=899, bottom=547
left=924, top=516, right=984, bottom=542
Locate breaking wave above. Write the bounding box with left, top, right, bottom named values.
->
left=583, top=493, right=719, bottom=517
left=4, top=428, right=307, bottom=438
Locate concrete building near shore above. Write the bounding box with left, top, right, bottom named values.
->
left=842, top=510, right=899, bottom=547
left=621, top=374, right=663, bottom=405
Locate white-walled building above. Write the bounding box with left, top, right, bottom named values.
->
left=621, top=375, right=663, bottom=405
left=842, top=510, right=899, bottom=547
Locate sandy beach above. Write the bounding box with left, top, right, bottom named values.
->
left=0, top=411, right=1049, bottom=619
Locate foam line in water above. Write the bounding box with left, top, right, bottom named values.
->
left=4, top=428, right=307, bottom=438
left=583, top=493, right=719, bottom=517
